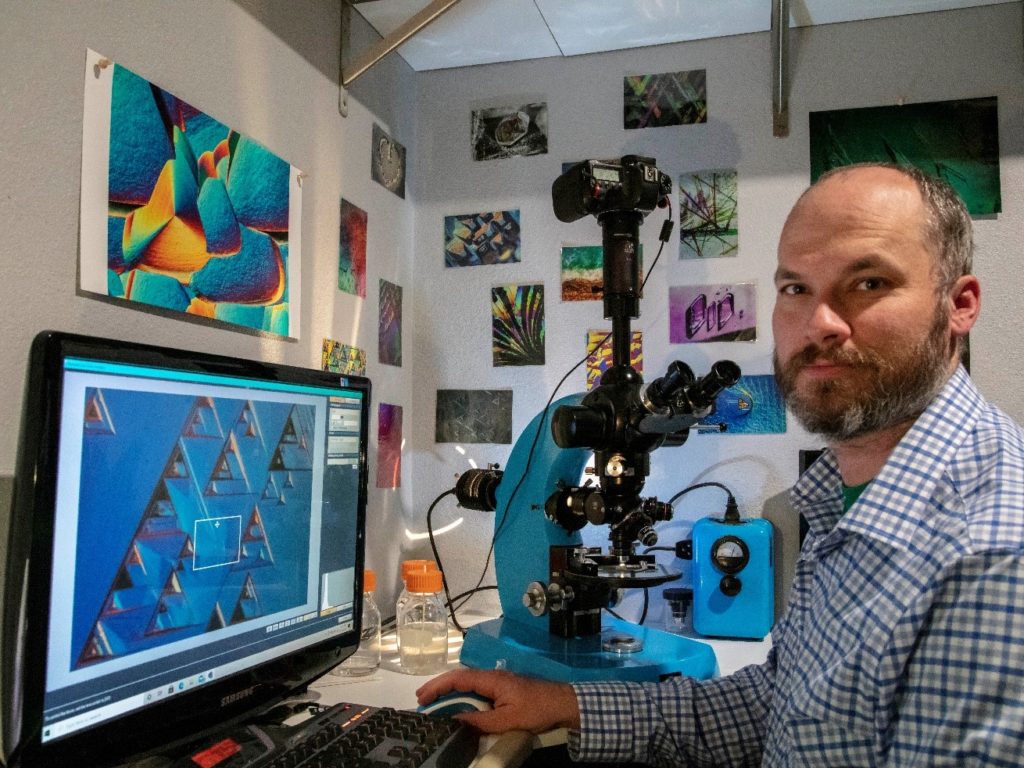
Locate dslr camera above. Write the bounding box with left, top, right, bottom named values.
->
left=552, top=156, right=672, bottom=223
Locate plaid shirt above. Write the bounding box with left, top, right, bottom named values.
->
left=570, top=367, right=1024, bottom=766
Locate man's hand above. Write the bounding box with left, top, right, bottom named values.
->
left=415, top=668, right=580, bottom=734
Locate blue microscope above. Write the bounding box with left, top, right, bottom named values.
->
left=455, top=157, right=748, bottom=684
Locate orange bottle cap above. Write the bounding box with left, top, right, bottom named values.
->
left=363, top=569, right=376, bottom=593
left=401, top=560, right=438, bottom=580
left=406, top=569, right=443, bottom=593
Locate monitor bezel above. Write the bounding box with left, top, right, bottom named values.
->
left=2, top=330, right=371, bottom=768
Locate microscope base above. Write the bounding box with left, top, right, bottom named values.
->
left=460, top=615, right=718, bottom=683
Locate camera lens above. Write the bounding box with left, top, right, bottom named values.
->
left=551, top=405, right=607, bottom=449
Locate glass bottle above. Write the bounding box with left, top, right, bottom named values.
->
left=332, top=569, right=381, bottom=676
left=395, top=560, right=436, bottom=651
left=397, top=569, right=449, bottom=675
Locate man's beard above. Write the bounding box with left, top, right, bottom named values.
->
left=773, top=308, right=954, bottom=443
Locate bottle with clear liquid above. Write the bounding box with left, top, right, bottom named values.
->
left=397, top=569, right=448, bottom=675
left=395, top=560, right=436, bottom=652
left=331, top=569, right=381, bottom=676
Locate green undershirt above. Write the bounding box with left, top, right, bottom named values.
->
left=842, top=481, right=870, bottom=511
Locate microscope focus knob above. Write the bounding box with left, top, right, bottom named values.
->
left=637, top=525, right=658, bottom=547
left=523, top=582, right=548, bottom=617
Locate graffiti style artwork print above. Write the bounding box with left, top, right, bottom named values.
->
left=679, top=170, right=738, bottom=259
left=492, top=284, right=545, bottom=366
left=669, top=283, right=756, bottom=344
left=624, top=69, right=707, bottom=130
left=445, top=210, right=521, bottom=267
left=338, top=198, right=367, bottom=298
left=80, top=50, right=301, bottom=337
left=72, top=387, right=315, bottom=670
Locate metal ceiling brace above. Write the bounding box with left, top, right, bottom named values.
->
left=339, top=0, right=462, bottom=115
left=771, top=0, right=790, bottom=137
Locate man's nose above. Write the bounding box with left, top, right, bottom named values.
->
left=806, top=301, right=851, bottom=346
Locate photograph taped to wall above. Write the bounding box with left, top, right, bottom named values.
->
left=472, top=103, right=549, bottom=161
left=624, top=69, right=707, bottom=129
left=695, top=374, right=786, bottom=435
left=560, top=244, right=642, bottom=301
left=378, top=279, right=402, bottom=367
left=492, top=283, right=545, bottom=366
left=79, top=49, right=301, bottom=338
left=338, top=198, right=367, bottom=298
left=809, top=97, right=1000, bottom=215
left=376, top=403, right=402, bottom=489
left=586, top=330, right=642, bottom=391
left=371, top=123, right=407, bottom=198
left=321, top=338, right=367, bottom=376
left=435, top=389, right=513, bottom=444
left=669, top=283, right=756, bottom=343
left=679, top=169, right=738, bottom=259
left=445, top=210, right=521, bottom=267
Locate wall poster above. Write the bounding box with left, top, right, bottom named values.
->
left=80, top=49, right=301, bottom=338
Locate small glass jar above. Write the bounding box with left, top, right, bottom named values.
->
left=397, top=569, right=448, bottom=675
left=332, top=569, right=381, bottom=676
left=395, top=560, right=436, bottom=651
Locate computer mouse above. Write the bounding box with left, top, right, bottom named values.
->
left=417, top=691, right=493, bottom=718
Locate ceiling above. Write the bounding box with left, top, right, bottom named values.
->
left=351, top=0, right=1016, bottom=71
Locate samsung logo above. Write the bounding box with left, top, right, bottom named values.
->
left=221, top=687, right=256, bottom=707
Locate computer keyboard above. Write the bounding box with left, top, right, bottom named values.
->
left=173, top=701, right=479, bottom=768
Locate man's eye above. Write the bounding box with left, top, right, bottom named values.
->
left=778, top=284, right=804, bottom=296
left=855, top=278, right=885, bottom=291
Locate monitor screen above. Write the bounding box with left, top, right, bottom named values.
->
left=2, top=331, right=371, bottom=767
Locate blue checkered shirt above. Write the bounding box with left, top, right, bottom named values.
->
left=570, top=367, right=1024, bottom=766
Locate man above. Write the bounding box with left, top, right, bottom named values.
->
left=417, top=165, right=1024, bottom=765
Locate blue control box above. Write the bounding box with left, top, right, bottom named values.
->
left=691, top=516, right=774, bottom=639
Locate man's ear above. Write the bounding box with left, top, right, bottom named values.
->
left=948, top=274, right=981, bottom=338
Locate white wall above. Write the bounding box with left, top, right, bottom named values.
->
left=409, top=3, right=1024, bottom=622
left=0, top=0, right=420, bottom=609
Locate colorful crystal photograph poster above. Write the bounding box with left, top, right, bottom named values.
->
left=370, top=123, right=406, bottom=199
left=472, top=102, right=549, bottom=161
left=445, top=210, right=522, bottom=267
left=586, top=330, right=643, bottom=391
left=338, top=198, right=367, bottom=298
left=80, top=50, right=301, bottom=337
left=321, top=338, right=367, bottom=376
left=679, top=170, right=738, bottom=259
left=696, top=375, right=786, bottom=435
left=624, top=69, right=707, bottom=129
left=376, top=403, right=403, bottom=489
left=809, top=97, right=1000, bottom=215
left=492, top=284, right=545, bottom=366
left=561, top=245, right=602, bottom=301
left=378, top=279, right=402, bottom=366
left=435, top=390, right=513, bottom=444
left=669, top=283, right=756, bottom=343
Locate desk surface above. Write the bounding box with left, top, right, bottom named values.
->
left=309, top=626, right=771, bottom=767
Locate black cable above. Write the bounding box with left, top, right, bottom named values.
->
left=426, top=488, right=465, bottom=633
left=668, top=481, right=738, bottom=516
left=642, top=546, right=675, bottom=554
left=445, top=584, right=498, bottom=610
left=639, top=588, right=650, bottom=625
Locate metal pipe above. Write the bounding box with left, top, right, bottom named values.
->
left=342, top=0, right=462, bottom=87
left=771, top=0, right=790, bottom=138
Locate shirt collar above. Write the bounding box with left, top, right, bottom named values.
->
left=790, top=366, right=984, bottom=550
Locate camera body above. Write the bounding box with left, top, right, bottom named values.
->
left=552, top=156, right=672, bottom=223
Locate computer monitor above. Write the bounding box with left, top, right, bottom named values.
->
left=1, top=331, right=371, bottom=767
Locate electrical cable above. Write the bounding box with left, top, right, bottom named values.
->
left=425, top=488, right=466, bottom=632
